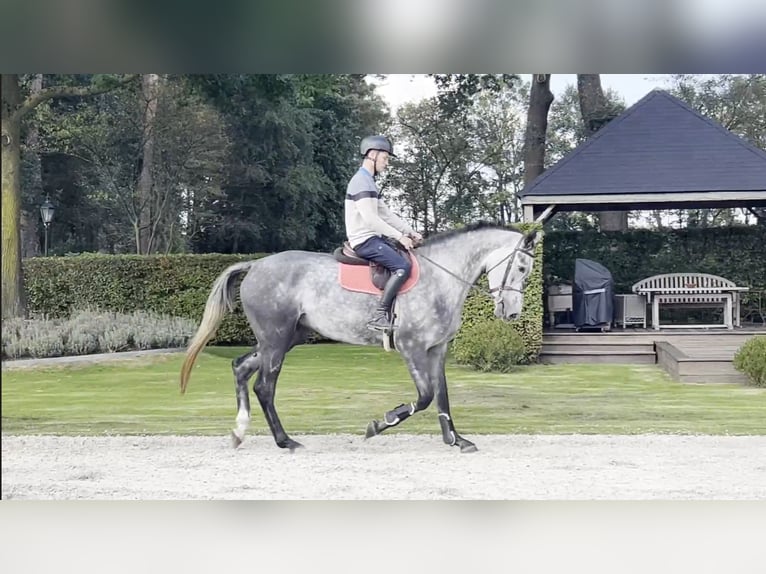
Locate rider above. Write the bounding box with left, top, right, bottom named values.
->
left=345, top=135, right=423, bottom=331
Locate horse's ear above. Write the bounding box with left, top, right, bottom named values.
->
left=523, top=229, right=541, bottom=250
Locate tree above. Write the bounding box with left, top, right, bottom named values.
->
left=1, top=74, right=138, bottom=319
left=189, top=74, right=388, bottom=253
left=576, top=74, right=626, bottom=231
left=429, top=74, right=518, bottom=117
left=468, top=81, right=529, bottom=223
left=522, top=74, right=554, bottom=189
left=545, top=83, right=625, bottom=230
left=136, top=74, right=160, bottom=254
left=388, top=98, right=477, bottom=234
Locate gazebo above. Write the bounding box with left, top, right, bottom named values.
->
left=520, top=89, right=766, bottom=223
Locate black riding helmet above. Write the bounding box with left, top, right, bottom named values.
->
left=360, top=135, right=396, bottom=158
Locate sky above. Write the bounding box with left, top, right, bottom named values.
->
left=370, top=74, right=677, bottom=111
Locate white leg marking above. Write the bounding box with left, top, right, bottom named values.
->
left=234, top=408, right=250, bottom=440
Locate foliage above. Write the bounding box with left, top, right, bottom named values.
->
left=189, top=74, right=389, bottom=254
left=543, top=227, right=766, bottom=295
left=29, top=75, right=231, bottom=255
left=388, top=78, right=532, bottom=233
left=429, top=74, right=519, bottom=116
left=545, top=83, right=626, bottom=165
left=1, top=308, right=197, bottom=359
left=454, top=223, right=544, bottom=365
left=387, top=98, right=476, bottom=233
left=19, top=74, right=389, bottom=257
left=733, top=336, right=766, bottom=387
left=468, top=82, right=530, bottom=224
left=23, top=234, right=544, bottom=361
left=451, top=318, right=527, bottom=372
left=22, top=253, right=267, bottom=345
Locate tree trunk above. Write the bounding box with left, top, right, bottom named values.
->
left=21, top=74, right=43, bottom=258
left=577, top=74, right=628, bottom=231
left=1, top=74, right=26, bottom=319
left=523, top=74, right=554, bottom=188
left=136, top=74, right=160, bottom=254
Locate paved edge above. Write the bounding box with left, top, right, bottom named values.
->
left=2, top=347, right=186, bottom=370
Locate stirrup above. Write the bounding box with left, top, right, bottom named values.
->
left=366, top=316, right=391, bottom=332
left=367, top=308, right=396, bottom=332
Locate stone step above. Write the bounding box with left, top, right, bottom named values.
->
left=539, top=350, right=657, bottom=365
left=542, top=343, right=655, bottom=353
left=655, top=341, right=749, bottom=384
left=544, top=334, right=656, bottom=344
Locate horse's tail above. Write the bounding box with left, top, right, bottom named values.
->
left=180, top=261, right=254, bottom=394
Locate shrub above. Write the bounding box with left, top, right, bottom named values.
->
left=452, top=318, right=527, bottom=373
left=733, top=336, right=766, bottom=388
left=1, top=308, right=199, bottom=360
left=455, top=223, right=544, bottom=364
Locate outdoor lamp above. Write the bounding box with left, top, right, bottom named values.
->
left=40, top=195, right=55, bottom=256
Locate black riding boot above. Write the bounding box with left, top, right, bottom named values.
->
left=367, top=269, right=409, bottom=332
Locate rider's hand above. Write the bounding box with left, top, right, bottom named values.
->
left=408, top=231, right=423, bottom=246
left=399, top=235, right=415, bottom=251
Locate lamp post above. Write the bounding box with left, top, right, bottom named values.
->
left=40, top=195, right=55, bottom=256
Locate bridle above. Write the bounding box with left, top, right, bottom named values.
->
left=416, top=234, right=535, bottom=299
left=486, top=240, right=535, bottom=295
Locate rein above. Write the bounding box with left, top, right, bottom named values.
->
left=415, top=237, right=534, bottom=299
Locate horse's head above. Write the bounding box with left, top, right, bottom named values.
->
left=485, top=230, right=542, bottom=321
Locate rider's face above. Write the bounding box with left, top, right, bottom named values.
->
left=374, top=151, right=390, bottom=172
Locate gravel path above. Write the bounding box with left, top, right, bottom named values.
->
left=3, top=434, right=765, bottom=500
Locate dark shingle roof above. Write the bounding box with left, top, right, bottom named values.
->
left=520, top=89, right=766, bottom=197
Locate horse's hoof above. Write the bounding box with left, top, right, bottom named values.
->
left=279, top=438, right=304, bottom=452
left=459, top=443, right=478, bottom=453
left=365, top=420, right=380, bottom=439
left=230, top=431, right=243, bottom=449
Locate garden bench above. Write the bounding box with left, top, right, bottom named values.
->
left=632, top=273, right=749, bottom=330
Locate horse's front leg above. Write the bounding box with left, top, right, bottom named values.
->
left=365, top=345, right=434, bottom=438
left=429, top=342, right=477, bottom=453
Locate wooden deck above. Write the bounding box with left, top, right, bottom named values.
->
left=540, top=327, right=766, bottom=384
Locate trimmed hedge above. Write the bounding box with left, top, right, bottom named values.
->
left=23, top=253, right=267, bottom=346
left=544, top=226, right=766, bottom=295
left=22, top=227, right=546, bottom=362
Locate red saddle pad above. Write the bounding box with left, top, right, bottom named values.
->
left=338, top=255, right=420, bottom=295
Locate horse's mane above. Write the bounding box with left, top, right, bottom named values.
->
left=422, top=221, right=523, bottom=247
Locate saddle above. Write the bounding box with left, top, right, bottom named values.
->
left=333, top=240, right=420, bottom=295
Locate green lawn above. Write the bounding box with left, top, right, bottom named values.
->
left=2, top=344, right=765, bottom=436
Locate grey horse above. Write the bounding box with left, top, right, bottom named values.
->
left=180, top=222, right=541, bottom=453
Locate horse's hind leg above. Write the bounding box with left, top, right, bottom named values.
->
left=231, top=347, right=260, bottom=448
left=365, top=345, right=434, bottom=438
left=253, top=341, right=303, bottom=452
left=429, top=342, right=476, bottom=453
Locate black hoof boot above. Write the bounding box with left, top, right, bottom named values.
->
left=365, top=420, right=382, bottom=438
left=277, top=438, right=304, bottom=452
left=456, top=437, right=478, bottom=453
